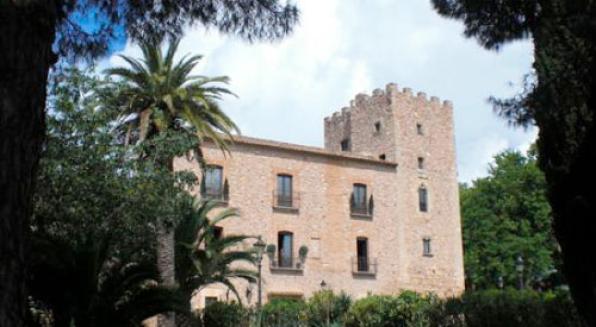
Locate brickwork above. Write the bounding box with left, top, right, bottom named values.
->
left=173, top=83, right=464, bottom=308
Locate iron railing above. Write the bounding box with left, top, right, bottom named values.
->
left=350, top=203, right=370, bottom=216
left=269, top=256, right=305, bottom=271
left=201, top=189, right=229, bottom=203
left=272, top=191, right=300, bottom=210
left=351, top=257, right=378, bottom=275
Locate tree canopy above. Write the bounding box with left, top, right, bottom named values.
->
left=51, top=0, right=300, bottom=61
left=461, top=150, right=559, bottom=290
left=432, top=1, right=596, bottom=324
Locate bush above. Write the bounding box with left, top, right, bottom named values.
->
left=202, top=301, right=249, bottom=327
left=261, top=298, right=307, bottom=327
left=344, top=291, right=438, bottom=327
left=304, top=290, right=352, bottom=326
left=542, top=290, right=584, bottom=327
left=443, top=289, right=583, bottom=327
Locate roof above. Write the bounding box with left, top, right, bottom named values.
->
left=206, top=134, right=398, bottom=167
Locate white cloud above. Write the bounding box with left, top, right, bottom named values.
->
left=106, top=0, right=535, bottom=183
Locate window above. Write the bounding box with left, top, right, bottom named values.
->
left=417, top=157, right=425, bottom=169
left=374, top=121, right=381, bottom=133
left=351, top=184, right=367, bottom=215
left=423, top=238, right=432, bottom=256
left=276, top=174, right=293, bottom=207
left=418, top=186, right=428, bottom=212
left=204, top=165, right=223, bottom=196
left=213, top=226, right=223, bottom=240
left=205, top=296, right=218, bottom=307
left=416, top=123, right=423, bottom=135
left=379, top=154, right=386, bottom=161
left=278, top=232, right=294, bottom=268
left=357, top=237, right=369, bottom=272
left=340, top=138, right=350, bottom=151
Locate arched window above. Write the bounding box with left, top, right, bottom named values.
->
left=418, top=186, right=428, bottom=212
left=278, top=231, right=294, bottom=268
left=356, top=237, right=369, bottom=272
left=351, top=183, right=367, bottom=213
left=203, top=165, right=223, bottom=198
left=276, top=174, right=293, bottom=207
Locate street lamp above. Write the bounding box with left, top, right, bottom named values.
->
left=320, top=280, right=327, bottom=289
left=497, top=275, right=504, bottom=289
left=253, top=236, right=266, bottom=309
left=516, top=255, right=525, bottom=289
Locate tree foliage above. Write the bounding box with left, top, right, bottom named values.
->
left=460, top=150, right=558, bottom=290
left=29, top=67, right=196, bottom=326
left=105, top=37, right=238, bottom=156
left=175, top=201, right=258, bottom=305
left=49, top=0, right=300, bottom=61
left=431, top=1, right=596, bottom=324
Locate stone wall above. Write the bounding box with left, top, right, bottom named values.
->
left=173, top=83, right=465, bottom=308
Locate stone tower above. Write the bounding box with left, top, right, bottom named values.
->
left=324, top=83, right=465, bottom=294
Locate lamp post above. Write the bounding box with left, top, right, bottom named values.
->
left=320, top=280, right=330, bottom=326
left=253, top=236, right=266, bottom=309
left=497, top=275, right=504, bottom=289
left=516, top=255, right=525, bottom=290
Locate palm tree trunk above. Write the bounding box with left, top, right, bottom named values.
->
left=0, top=2, right=57, bottom=327
left=156, top=220, right=176, bottom=327
left=157, top=158, right=178, bottom=327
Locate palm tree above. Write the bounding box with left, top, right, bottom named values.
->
left=105, top=37, right=239, bottom=326
left=105, top=37, right=239, bottom=151
left=175, top=200, right=257, bottom=310
left=27, top=234, right=187, bottom=327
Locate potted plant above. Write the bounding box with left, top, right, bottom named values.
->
left=266, top=244, right=276, bottom=265
left=299, top=245, right=308, bottom=263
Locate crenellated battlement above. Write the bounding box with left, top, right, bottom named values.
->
left=324, top=83, right=452, bottom=126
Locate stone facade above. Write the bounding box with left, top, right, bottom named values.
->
left=173, top=83, right=465, bottom=308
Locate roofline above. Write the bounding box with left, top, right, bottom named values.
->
left=204, top=135, right=398, bottom=167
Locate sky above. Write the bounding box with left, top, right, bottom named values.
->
left=103, top=0, right=536, bottom=183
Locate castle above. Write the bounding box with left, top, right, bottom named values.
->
left=174, top=83, right=465, bottom=307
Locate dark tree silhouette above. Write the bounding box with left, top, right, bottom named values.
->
left=0, top=1, right=298, bottom=326
left=431, top=1, right=596, bottom=325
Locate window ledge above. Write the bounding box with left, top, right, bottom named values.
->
left=423, top=254, right=434, bottom=258
left=212, top=200, right=229, bottom=207
left=352, top=271, right=377, bottom=277
left=272, top=206, right=299, bottom=213
left=270, top=266, right=304, bottom=274
left=350, top=213, right=373, bottom=220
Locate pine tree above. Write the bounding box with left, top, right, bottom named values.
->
left=431, top=1, right=596, bottom=324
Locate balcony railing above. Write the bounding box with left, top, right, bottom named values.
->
left=201, top=189, right=229, bottom=204
left=351, top=257, right=377, bottom=276
left=350, top=194, right=374, bottom=218
left=272, top=191, right=300, bottom=211
left=269, top=256, right=305, bottom=272
left=350, top=204, right=370, bottom=216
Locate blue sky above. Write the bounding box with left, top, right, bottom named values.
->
left=101, top=0, right=536, bottom=183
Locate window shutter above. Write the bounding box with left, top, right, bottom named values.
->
left=368, top=195, right=374, bottom=215
left=223, top=178, right=230, bottom=201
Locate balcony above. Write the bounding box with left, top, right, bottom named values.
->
left=350, top=203, right=373, bottom=219
left=351, top=257, right=377, bottom=277
left=272, top=191, right=300, bottom=212
left=200, top=179, right=230, bottom=205
left=350, top=194, right=374, bottom=219
left=269, top=256, right=305, bottom=273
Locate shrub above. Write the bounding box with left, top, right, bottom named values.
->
left=304, top=290, right=352, bottom=326
left=450, top=288, right=583, bottom=327
left=542, top=290, right=584, bottom=327
left=344, top=292, right=438, bottom=327
left=261, top=298, right=306, bottom=327
left=202, top=301, right=248, bottom=327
